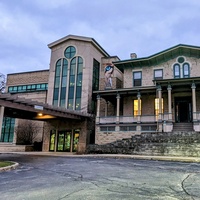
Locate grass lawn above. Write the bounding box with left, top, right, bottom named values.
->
left=0, top=161, right=13, bottom=168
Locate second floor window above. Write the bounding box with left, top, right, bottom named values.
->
left=154, top=69, right=163, bottom=80
left=133, top=71, right=142, bottom=86
left=183, top=63, right=190, bottom=78
left=173, top=64, right=180, bottom=78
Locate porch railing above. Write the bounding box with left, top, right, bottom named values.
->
left=97, top=113, right=170, bottom=124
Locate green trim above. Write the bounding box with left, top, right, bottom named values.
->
left=113, top=44, right=200, bottom=71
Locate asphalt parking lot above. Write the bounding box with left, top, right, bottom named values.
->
left=0, top=153, right=200, bottom=200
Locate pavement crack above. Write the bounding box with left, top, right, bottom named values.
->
left=181, top=174, right=195, bottom=200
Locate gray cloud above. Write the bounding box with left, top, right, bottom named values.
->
left=0, top=0, right=200, bottom=76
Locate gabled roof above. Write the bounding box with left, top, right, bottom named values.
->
left=48, top=34, right=110, bottom=57
left=113, top=44, right=200, bottom=72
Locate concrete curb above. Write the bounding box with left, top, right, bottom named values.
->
left=0, top=162, right=19, bottom=172
left=1, top=152, right=200, bottom=163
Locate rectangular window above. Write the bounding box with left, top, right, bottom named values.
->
left=133, top=71, right=142, bottom=86
left=92, top=59, right=100, bottom=91
left=155, top=98, right=163, bottom=117
left=133, top=99, right=141, bottom=116
left=154, top=69, right=163, bottom=80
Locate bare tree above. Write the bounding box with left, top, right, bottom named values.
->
left=0, top=73, right=6, bottom=93
left=15, top=120, right=42, bottom=145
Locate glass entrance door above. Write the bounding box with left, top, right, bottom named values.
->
left=57, top=131, right=71, bottom=152
left=72, top=129, right=80, bottom=152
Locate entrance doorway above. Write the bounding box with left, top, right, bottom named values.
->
left=49, top=129, right=80, bottom=152
left=175, top=97, right=192, bottom=122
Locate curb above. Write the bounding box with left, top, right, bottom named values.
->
left=1, top=152, right=200, bottom=163
left=0, top=162, right=19, bottom=172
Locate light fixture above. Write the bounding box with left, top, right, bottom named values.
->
left=38, top=113, right=43, bottom=116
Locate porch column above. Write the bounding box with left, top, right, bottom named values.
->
left=105, top=101, right=108, bottom=116
left=96, top=95, right=101, bottom=124
left=157, top=86, right=162, bottom=121
left=167, top=84, right=172, bottom=120
left=137, top=92, right=141, bottom=123
left=191, top=83, right=197, bottom=121
left=0, top=106, right=4, bottom=141
left=116, top=93, right=120, bottom=124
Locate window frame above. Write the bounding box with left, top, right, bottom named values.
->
left=154, top=69, right=163, bottom=80
left=173, top=64, right=181, bottom=78
left=133, top=71, right=142, bottom=86
left=183, top=63, right=190, bottom=78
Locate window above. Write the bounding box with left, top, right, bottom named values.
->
left=183, top=63, right=190, bottom=78
left=8, top=84, right=48, bottom=93
left=60, top=59, right=68, bottom=107
left=1, top=117, right=15, bottom=142
left=134, top=99, right=141, bottom=116
left=92, top=59, right=100, bottom=91
left=53, top=46, right=83, bottom=110
left=173, top=64, right=180, bottom=78
left=155, top=98, right=163, bottom=117
left=64, top=46, right=76, bottom=59
left=154, top=69, right=163, bottom=80
left=133, top=71, right=142, bottom=86
left=53, top=59, right=61, bottom=106
left=173, top=57, right=190, bottom=79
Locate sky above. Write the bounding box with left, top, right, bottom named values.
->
left=1, top=0, right=200, bottom=77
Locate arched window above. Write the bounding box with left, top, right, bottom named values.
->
left=53, top=46, right=83, bottom=110
left=53, top=59, right=68, bottom=107
left=173, top=64, right=180, bottom=78
left=53, top=59, right=61, bottom=106
left=67, top=56, right=83, bottom=110
left=183, top=63, right=190, bottom=78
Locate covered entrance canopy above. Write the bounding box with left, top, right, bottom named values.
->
left=0, top=93, right=92, bottom=121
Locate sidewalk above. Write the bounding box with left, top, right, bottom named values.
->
left=1, top=151, right=200, bottom=163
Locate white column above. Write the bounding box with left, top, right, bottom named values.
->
left=191, top=83, right=197, bottom=121
left=96, top=95, right=101, bottom=124
left=167, top=84, right=172, bottom=120
left=137, top=92, right=141, bottom=123
left=157, top=86, right=162, bottom=121
left=116, top=93, right=120, bottom=123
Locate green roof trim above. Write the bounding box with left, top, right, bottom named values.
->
left=113, top=44, right=200, bottom=72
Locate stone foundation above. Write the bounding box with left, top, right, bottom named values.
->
left=87, top=131, right=200, bottom=157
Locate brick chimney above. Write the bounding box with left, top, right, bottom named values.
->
left=130, top=53, right=137, bottom=59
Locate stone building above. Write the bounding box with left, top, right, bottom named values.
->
left=1, top=35, right=200, bottom=155
left=95, top=44, right=200, bottom=145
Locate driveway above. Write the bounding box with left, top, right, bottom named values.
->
left=0, top=153, right=200, bottom=200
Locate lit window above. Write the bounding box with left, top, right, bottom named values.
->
left=155, top=98, right=163, bottom=117
left=134, top=99, right=141, bottom=116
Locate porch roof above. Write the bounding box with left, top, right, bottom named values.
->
left=93, top=86, right=156, bottom=102
left=0, top=93, right=92, bottom=121
left=113, top=44, right=200, bottom=72
left=153, top=76, right=200, bottom=87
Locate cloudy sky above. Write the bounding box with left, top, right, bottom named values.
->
left=1, top=0, right=200, bottom=76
